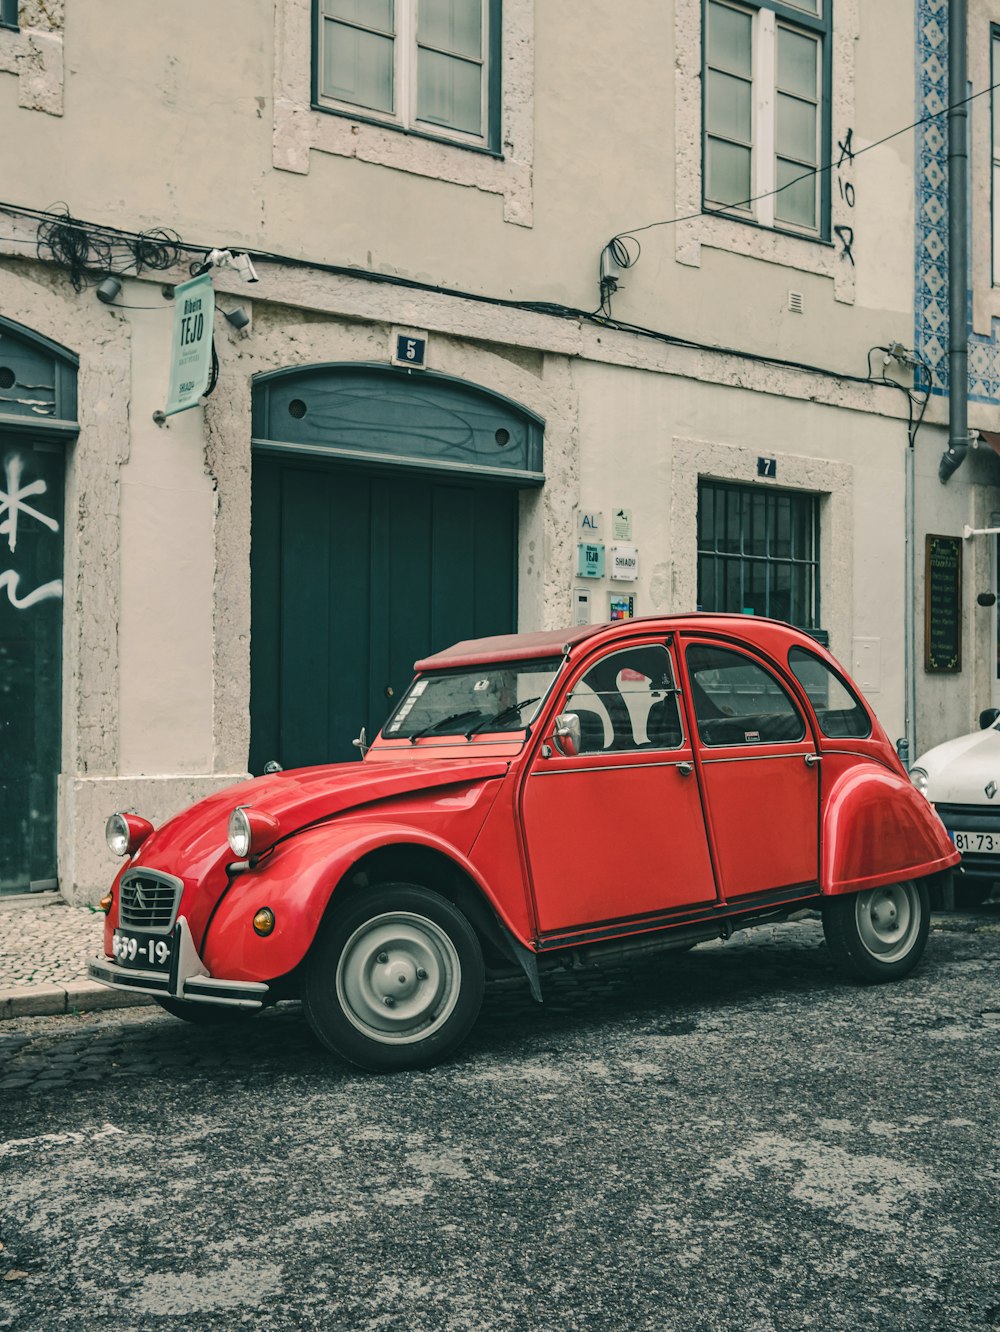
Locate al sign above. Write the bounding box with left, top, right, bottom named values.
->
left=164, top=274, right=215, bottom=417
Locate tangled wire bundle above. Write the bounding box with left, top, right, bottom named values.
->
left=35, top=203, right=182, bottom=291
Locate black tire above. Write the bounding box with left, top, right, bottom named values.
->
left=822, top=880, right=930, bottom=983
left=154, top=996, right=259, bottom=1025
left=303, top=883, right=485, bottom=1072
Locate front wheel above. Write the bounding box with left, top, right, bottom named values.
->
left=303, top=884, right=485, bottom=1072
left=822, top=880, right=930, bottom=983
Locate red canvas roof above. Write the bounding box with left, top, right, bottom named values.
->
left=415, top=623, right=604, bottom=671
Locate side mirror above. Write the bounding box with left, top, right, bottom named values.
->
left=352, top=726, right=368, bottom=758
left=553, top=713, right=582, bottom=757
left=979, top=708, right=1000, bottom=730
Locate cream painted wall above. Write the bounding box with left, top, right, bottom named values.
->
left=573, top=360, right=909, bottom=739
left=118, top=288, right=216, bottom=775
left=0, top=0, right=918, bottom=376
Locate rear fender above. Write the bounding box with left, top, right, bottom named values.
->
left=822, top=765, right=960, bottom=895
left=200, top=820, right=523, bottom=982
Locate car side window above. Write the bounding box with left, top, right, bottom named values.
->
left=564, top=646, right=683, bottom=753
left=788, top=647, right=872, bottom=739
left=686, top=644, right=806, bottom=746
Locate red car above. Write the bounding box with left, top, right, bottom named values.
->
left=90, top=615, right=958, bottom=1071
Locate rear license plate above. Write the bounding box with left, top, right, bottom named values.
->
left=113, top=929, right=172, bottom=971
left=953, top=829, right=1000, bottom=854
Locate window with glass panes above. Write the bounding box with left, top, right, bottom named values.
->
left=703, top=0, right=831, bottom=236
left=315, top=0, right=499, bottom=149
left=697, top=480, right=820, bottom=628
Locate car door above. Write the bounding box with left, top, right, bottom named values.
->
left=520, top=640, right=717, bottom=936
left=680, top=639, right=820, bottom=902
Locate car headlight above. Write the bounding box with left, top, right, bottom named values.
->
left=909, top=766, right=930, bottom=799
left=227, top=806, right=280, bottom=859
left=105, top=811, right=154, bottom=857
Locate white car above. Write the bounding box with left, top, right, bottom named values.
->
left=910, top=709, right=1000, bottom=907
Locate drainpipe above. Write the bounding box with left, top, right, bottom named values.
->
left=939, top=0, right=970, bottom=483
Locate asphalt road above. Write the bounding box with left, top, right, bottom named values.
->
left=1, top=911, right=998, bottom=1332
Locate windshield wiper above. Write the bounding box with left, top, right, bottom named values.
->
left=465, top=697, right=543, bottom=738
left=408, top=710, right=483, bottom=742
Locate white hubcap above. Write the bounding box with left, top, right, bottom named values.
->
left=336, top=911, right=461, bottom=1045
left=855, top=883, right=920, bottom=963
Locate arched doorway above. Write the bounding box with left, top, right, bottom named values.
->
left=0, top=317, right=77, bottom=893
left=249, top=363, right=544, bottom=771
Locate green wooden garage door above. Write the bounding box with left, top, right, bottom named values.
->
left=249, top=458, right=519, bottom=771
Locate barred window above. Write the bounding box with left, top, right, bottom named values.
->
left=697, top=479, right=820, bottom=629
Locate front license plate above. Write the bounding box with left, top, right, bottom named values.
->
left=953, top=829, right=1000, bottom=854
left=113, top=929, right=172, bottom=971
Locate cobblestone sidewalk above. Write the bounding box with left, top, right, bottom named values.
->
left=0, top=896, right=149, bottom=1020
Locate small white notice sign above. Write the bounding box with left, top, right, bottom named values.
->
left=612, top=508, right=633, bottom=540
left=577, top=510, right=603, bottom=540
left=610, top=544, right=639, bottom=581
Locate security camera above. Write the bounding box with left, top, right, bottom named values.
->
left=231, top=253, right=259, bottom=284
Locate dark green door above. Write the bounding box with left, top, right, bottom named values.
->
left=250, top=457, right=518, bottom=771
left=0, top=439, right=64, bottom=894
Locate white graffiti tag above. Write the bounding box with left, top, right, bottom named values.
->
left=0, top=569, right=62, bottom=607
left=1, top=453, right=59, bottom=554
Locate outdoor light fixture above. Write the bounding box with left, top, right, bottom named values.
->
left=95, top=275, right=122, bottom=304
left=224, top=306, right=250, bottom=330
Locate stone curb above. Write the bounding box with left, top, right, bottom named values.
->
left=0, top=982, right=152, bottom=1021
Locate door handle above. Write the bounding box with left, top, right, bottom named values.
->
left=677, top=761, right=694, bottom=776
left=804, top=753, right=822, bottom=766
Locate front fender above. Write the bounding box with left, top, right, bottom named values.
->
left=200, top=819, right=522, bottom=983
left=822, top=764, right=960, bottom=895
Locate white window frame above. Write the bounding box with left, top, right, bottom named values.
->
left=703, top=0, right=826, bottom=239
left=315, top=0, right=494, bottom=151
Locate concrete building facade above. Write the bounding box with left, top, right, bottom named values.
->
left=0, top=0, right=996, bottom=903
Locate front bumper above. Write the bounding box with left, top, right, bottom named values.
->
left=934, top=802, right=1000, bottom=883
left=87, top=915, right=269, bottom=1010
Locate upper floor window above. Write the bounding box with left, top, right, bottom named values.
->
left=315, top=0, right=500, bottom=151
left=0, top=0, right=18, bottom=30
left=703, top=0, right=831, bottom=237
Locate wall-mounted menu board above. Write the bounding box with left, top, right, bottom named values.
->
left=925, top=534, right=962, bottom=672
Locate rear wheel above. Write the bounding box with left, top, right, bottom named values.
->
left=303, top=884, right=485, bottom=1072
left=822, top=880, right=929, bottom=983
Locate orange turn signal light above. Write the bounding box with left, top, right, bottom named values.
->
left=99, top=892, right=114, bottom=914
left=252, top=907, right=275, bottom=937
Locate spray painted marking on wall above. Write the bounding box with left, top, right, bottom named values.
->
left=1, top=454, right=59, bottom=553
left=834, top=127, right=856, bottom=267
left=0, top=452, right=63, bottom=608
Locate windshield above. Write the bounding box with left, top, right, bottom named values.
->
left=382, top=658, right=563, bottom=741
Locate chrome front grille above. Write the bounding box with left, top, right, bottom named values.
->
left=118, top=871, right=182, bottom=932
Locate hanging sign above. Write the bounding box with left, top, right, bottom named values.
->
left=163, top=273, right=215, bottom=417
